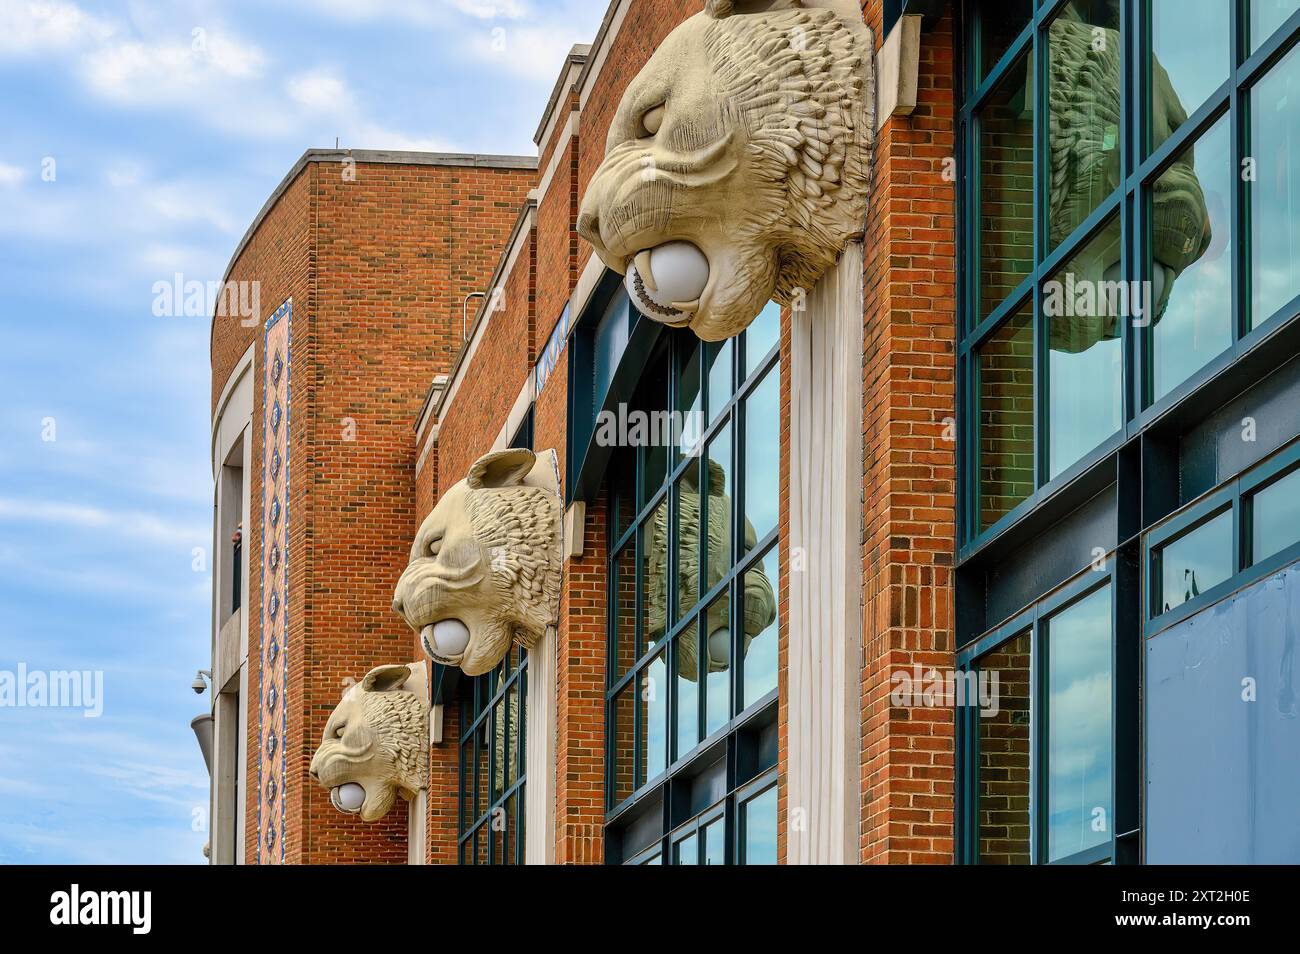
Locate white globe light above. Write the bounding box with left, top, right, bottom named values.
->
left=707, top=627, right=730, bottom=668
left=423, top=619, right=471, bottom=658
left=332, top=783, right=365, bottom=813
left=626, top=241, right=709, bottom=315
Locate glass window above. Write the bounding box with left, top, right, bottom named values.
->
left=978, top=0, right=1033, bottom=82
left=1154, top=508, right=1234, bottom=615
left=976, top=302, right=1035, bottom=529
left=703, top=817, right=725, bottom=865
left=745, top=301, right=780, bottom=375
left=611, top=683, right=635, bottom=807
left=704, top=424, right=733, bottom=582
left=642, top=652, right=668, bottom=784
left=742, top=546, right=780, bottom=707
left=975, top=631, right=1032, bottom=864
left=606, top=317, right=782, bottom=862
left=979, top=51, right=1035, bottom=321
left=458, top=645, right=527, bottom=864
left=1252, top=0, right=1300, bottom=52
left=1149, top=0, right=1229, bottom=154
left=706, top=339, right=733, bottom=422
left=676, top=339, right=703, bottom=458
left=740, top=785, right=778, bottom=865
left=1251, top=467, right=1300, bottom=563
left=674, top=461, right=700, bottom=625
left=674, top=833, right=698, bottom=865
left=1250, top=42, right=1300, bottom=328
left=676, top=621, right=700, bottom=758
left=1150, top=114, right=1232, bottom=400
left=743, top=365, right=779, bottom=547
left=642, top=499, right=668, bottom=651
left=704, top=590, right=730, bottom=737
left=1046, top=216, right=1124, bottom=477
left=1045, top=585, right=1113, bottom=863
left=612, top=541, right=636, bottom=681
left=1047, top=1, right=1123, bottom=251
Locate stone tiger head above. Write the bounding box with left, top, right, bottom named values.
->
left=578, top=0, right=874, bottom=341
left=309, top=663, right=428, bottom=822
left=391, top=448, right=563, bottom=677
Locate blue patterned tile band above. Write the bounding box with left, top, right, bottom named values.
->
left=258, top=299, right=291, bottom=864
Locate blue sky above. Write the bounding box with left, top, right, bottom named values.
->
left=0, top=0, right=606, bottom=864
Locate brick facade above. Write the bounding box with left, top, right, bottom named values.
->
left=211, top=0, right=963, bottom=866
left=213, top=155, right=535, bottom=864
left=860, top=6, right=959, bottom=864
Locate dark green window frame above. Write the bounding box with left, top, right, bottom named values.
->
left=456, top=646, right=526, bottom=865
left=957, top=568, right=1135, bottom=865
left=958, top=0, right=1300, bottom=552
left=1143, top=436, right=1300, bottom=637
left=604, top=308, right=781, bottom=865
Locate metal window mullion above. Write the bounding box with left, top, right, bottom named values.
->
left=1232, top=0, right=1249, bottom=342
left=1033, top=11, right=1048, bottom=490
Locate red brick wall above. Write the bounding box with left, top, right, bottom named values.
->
left=214, top=169, right=313, bottom=864
left=213, top=156, right=534, bottom=864
left=860, top=3, right=959, bottom=864
left=437, top=216, right=536, bottom=488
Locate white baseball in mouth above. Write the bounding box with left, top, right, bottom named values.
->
left=625, top=241, right=710, bottom=318
left=331, top=783, right=366, bottom=813
left=422, top=619, right=471, bottom=658
left=708, top=626, right=730, bottom=667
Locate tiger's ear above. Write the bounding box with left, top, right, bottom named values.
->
left=361, top=664, right=412, bottom=693
left=467, top=448, right=536, bottom=490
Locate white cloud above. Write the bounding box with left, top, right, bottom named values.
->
left=449, top=0, right=527, bottom=19
left=0, top=498, right=208, bottom=549
left=290, top=0, right=518, bottom=26
left=0, top=0, right=114, bottom=56
left=287, top=68, right=353, bottom=112
left=81, top=33, right=267, bottom=106
left=0, top=163, right=25, bottom=187
left=468, top=23, right=588, bottom=81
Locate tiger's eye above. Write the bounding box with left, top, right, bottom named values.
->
left=642, top=103, right=665, bottom=137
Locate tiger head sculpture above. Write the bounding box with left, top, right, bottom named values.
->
left=309, top=662, right=429, bottom=822
left=577, top=0, right=874, bottom=341
left=391, top=448, right=563, bottom=677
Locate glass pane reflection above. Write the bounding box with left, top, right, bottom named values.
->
left=979, top=51, right=1035, bottom=321
left=1155, top=509, right=1233, bottom=615
left=1252, top=0, right=1300, bottom=53
left=977, top=303, right=1035, bottom=528
left=741, top=786, right=778, bottom=865
left=1150, top=0, right=1229, bottom=153
left=1252, top=467, right=1300, bottom=564
left=704, top=590, right=730, bottom=736
left=1046, top=216, right=1124, bottom=477
left=1047, top=1, right=1123, bottom=250
left=743, top=364, right=780, bottom=547
left=742, top=546, right=780, bottom=707
left=1046, top=586, right=1113, bottom=862
left=976, top=631, right=1032, bottom=864
left=1151, top=114, right=1230, bottom=400
left=1250, top=43, right=1300, bottom=327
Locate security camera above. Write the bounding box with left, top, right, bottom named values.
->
left=192, top=670, right=212, bottom=695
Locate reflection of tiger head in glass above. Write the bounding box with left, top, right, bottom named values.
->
left=1048, top=8, right=1212, bottom=352
left=645, top=458, right=776, bottom=678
